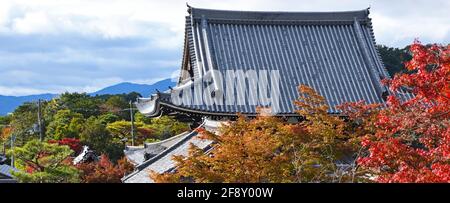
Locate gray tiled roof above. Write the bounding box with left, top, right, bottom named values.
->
left=124, top=131, right=191, bottom=166
left=0, top=164, right=18, bottom=179
left=124, top=146, right=146, bottom=166
left=0, top=155, right=6, bottom=164
left=153, top=6, right=406, bottom=116
left=122, top=130, right=212, bottom=183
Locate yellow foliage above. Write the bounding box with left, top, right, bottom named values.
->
left=151, top=85, right=369, bottom=183
left=1, top=127, right=12, bottom=141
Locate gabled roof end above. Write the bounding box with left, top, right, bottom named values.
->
left=187, top=3, right=192, bottom=14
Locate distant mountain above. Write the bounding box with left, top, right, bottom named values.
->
left=0, top=78, right=176, bottom=116
left=0, top=93, right=57, bottom=115
left=91, top=78, right=176, bottom=97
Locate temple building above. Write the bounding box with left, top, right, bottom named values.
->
left=122, top=6, right=408, bottom=183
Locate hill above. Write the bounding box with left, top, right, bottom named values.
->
left=0, top=78, right=175, bottom=115
left=91, top=79, right=175, bottom=97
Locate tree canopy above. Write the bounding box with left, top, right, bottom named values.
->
left=357, top=41, right=450, bottom=182
left=8, top=139, right=80, bottom=183
left=151, top=86, right=367, bottom=183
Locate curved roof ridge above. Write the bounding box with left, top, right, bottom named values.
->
left=188, top=6, right=370, bottom=21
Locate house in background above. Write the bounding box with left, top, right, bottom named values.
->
left=122, top=5, right=410, bottom=183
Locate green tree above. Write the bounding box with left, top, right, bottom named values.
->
left=0, top=115, right=11, bottom=125
left=106, top=116, right=189, bottom=146
left=80, top=117, right=123, bottom=162
left=107, top=120, right=156, bottom=145
left=377, top=44, right=412, bottom=76
left=123, top=92, right=142, bottom=103
left=148, top=116, right=189, bottom=140
left=9, top=102, right=40, bottom=146
left=8, top=139, right=80, bottom=183
left=98, top=113, right=120, bottom=125
left=100, top=96, right=129, bottom=120
left=55, top=92, right=101, bottom=118
left=46, top=109, right=84, bottom=140
left=135, top=112, right=151, bottom=124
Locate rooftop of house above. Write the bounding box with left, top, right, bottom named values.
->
left=0, top=164, right=18, bottom=179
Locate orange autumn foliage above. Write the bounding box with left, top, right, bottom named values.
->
left=1, top=127, right=12, bottom=142
left=151, top=85, right=366, bottom=183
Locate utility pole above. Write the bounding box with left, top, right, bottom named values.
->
left=10, top=135, right=15, bottom=167
left=37, top=99, right=43, bottom=141
left=129, top=101, right=135, bottom=146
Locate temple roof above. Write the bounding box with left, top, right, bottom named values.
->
left=126, top=7, right=414, bottom=183
left=136, top=6, right=412, bottom=118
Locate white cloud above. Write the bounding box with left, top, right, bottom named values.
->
left=0, top=0, right=448, bottom=96
left=1, top=0, right=448, bottom=46
left=0, top=0, right=187, bottom=49
left=12, top=11, right=55, bottom=34
left=0, top=86, right=46, bottom=96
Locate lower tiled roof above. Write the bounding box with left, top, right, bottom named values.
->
left=122, top=130, right=212, bottom=183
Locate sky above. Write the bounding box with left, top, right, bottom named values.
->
left=0, top=0, right=448, bottom=96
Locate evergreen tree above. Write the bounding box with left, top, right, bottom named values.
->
left=8, top=139, right=80, bottom=183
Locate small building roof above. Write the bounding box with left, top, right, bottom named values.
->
left=122, top=130, right=212, bottom=183
left=123, top=146, right=146, bottom=166
left=0, top=155, right=6, bottom=164
left=0, top=164, right=18, bottom=179
left=123, top=131, right=191, bottom=166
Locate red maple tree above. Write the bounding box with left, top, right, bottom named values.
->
left=48, top=138, right=83, bottom=154
left=357, top=41, right=450, bottom=182
left=76, top=154, right=134, bottom=183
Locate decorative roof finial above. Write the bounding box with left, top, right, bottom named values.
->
left=187, top=2, right=192, bottom=14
